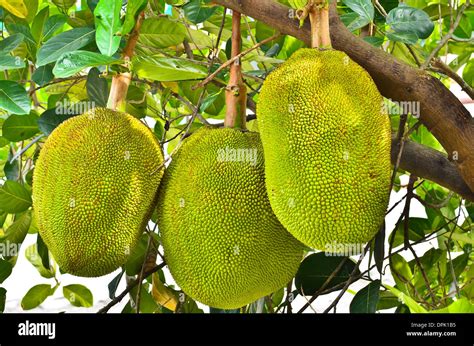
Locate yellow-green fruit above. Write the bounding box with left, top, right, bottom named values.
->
left=33, top=108, right=164, bottom=277
left=157, top=127, right=303, bottom=309
left=257, top=49, right=391, bottom=251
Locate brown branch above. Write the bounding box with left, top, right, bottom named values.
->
left=107, top=12, right=145, bottom=111
left=211, top=0, right=474, bottom=196
left=392, top=136, right=474, bottom=201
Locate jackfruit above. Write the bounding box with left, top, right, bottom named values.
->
left=33, top=108, right=164, bottom=277
left=257, top=49, right=391, bottom=251
left=156, top=127, right=303, bottom=309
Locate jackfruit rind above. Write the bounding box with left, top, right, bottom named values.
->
left=157, top=127, right=303, bottom=309
left=257, top=48, right=391, bottom=251
left=33, top=108, right=164, bottom=277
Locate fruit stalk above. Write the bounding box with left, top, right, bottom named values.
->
left=308, top=0, right=331, bottom=49
left=224, top=10, right=247, bottom=130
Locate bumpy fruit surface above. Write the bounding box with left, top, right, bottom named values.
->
left=257, top=48, right=391, bottom=251
left=33, top=108, right=164, bottom=277
left=157, top=127, right=303, bottom=309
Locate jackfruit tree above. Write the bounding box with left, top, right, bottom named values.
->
left=0, top=0, right=472, bottom=318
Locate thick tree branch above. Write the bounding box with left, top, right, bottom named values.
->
left=212, top=0, right=474, bottom=196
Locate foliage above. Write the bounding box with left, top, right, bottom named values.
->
left=0, top=0, right=472, bottom=313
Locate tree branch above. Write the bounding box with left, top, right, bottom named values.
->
left=211, top=0, right=474, bottom=196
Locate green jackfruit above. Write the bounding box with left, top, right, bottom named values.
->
left=257, top=49, right=391, bottom=251
left=157, top=127, right=303, bottom=309
left=33, top=108, right=164, bottom=277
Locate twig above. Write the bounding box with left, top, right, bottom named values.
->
left=297, top=257, right=349, bottom=313
left=97, top=263, right=166, bottom=313
left=421, top=0, right=471, bottom=69
left=193, top=33, right=280, bottom=90
left=430, top=58, right=474, bottom=100
left=322, top=246, right=369, bottom=313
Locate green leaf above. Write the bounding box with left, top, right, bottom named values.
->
left=0, top=56, right=25, bottom=71
left=0, top=259, right=13, bottom=283
left=21, top=284, right=55, bottom=310
left=138, top=17, right=186, bottom=49
left=37, top=108, right=78, bottom=136
left=0, top=81, right=31, bottom=115
left=53, top=50, right=120, bottom=77
left=52, top=0, right=76, bottom=12
left=63, top=284, right=93, bottom=307
left=0, top=287, right=5, bottom=312
left=2, top=113, right=39, bottom=142
left=25, top=244, right=54, bottom=278
left=42, top=14, right=68, bottom=42
left=107, top=270, right=124, bottom=299
left=432, top=297, right=474, bottom=313
left=386, top=31, right=418, bottom=44
left=86, top=67, right=108, bottom=107
left=134, top=56, right=208, bottom=81
left=31, top=6, right=49, bottom=43
left=373, top=222, right=385, bottom=274
left=0, top=211, right=31, bottom=256
left=385, top=284, right=427, bottom=313
left=0, top=0, right=28, bottom=18
left=183, top=0, right=217, bottom=24
left=37, top=234, right=50, bottom=270
left=6, top=24, right=37, bottom=60
left=125, top=233, right=149, bottom=276
left=37, top=26, right=96, bottom=66
left=390, top=254, right=413, bottom=294
left=199, top=88, right=223, bottom=113
left=350, top=280, right=381, bottom=313
left=0, top=181, right=32, bottom=213
left=121, top=0, right=148, bottom=35
left=0, top=34, right=24, bottom=54
left=94, top=0, right=122, bottom=56
left=387, top=4, right=434, bottom=40
left=462, top=59, right=474, bottom=88
left=32, top=65, right=54, bottom=86
left=389, top=217, right=430, bottom=248
left=295, top=253, right=359, bottom=295
left=343, top=0, right=374, bottom=30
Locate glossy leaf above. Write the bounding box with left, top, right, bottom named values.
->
left=350, top=280, right=381, bottom=313
left=53, top=50, right=120, bottom=77
left=0, top=181, right=32, bottom=213
left=343, top=0, right=374, bottom=30
left=0, top=259, right=13, bottom=283
left=0, top=0, right=28, bottom=18
left=121, top=0, right=148, bottom=35
left=183, top=0, right=217, bottom=24
left=2, top=113, right=39, bottom=142
left=0, top=81, right=31, bottom=115
left=134, top=57, right=208, bottom=81
left=21, top=284, right=55, bottom=310
left=63, top=284, right=94, bottom=307
left=94, top=0, right=122, bottom=56
left=138, top=17, right=187, bottom=49
left=37, top=27, right=96, bottom=66
left=86, top=67, right=108, bottom=107
left=295, top=253, right=359, bottom=295
left=387, top=4, right=434, bottom=40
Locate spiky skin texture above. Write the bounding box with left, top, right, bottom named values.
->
left=157, top=127, right=303, bottom=309
left=33, top=108, right=164, bottom=277
left=257, top=49, right=391, bottom=251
